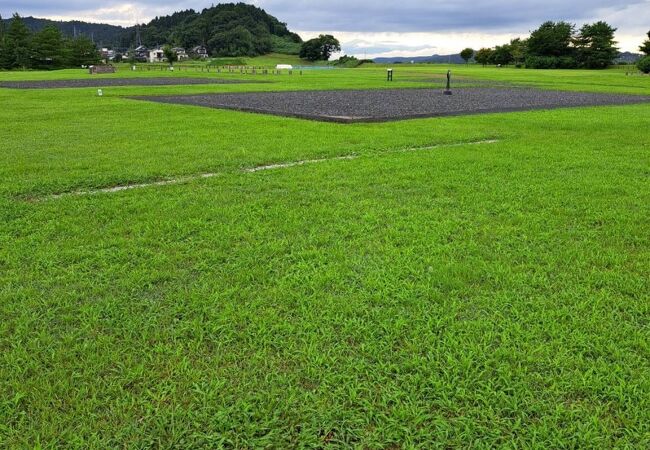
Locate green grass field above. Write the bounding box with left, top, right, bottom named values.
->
left=1, top=64, right=649, bottom=448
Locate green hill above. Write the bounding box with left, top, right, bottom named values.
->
left=1, top=16, right=127, bottom=47
left=2, top=3, right=303, bottom=56
left=134, top=3, right=302, bottom=56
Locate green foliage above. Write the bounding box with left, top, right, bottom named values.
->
left=640, top=31, right=650, bottom=56
left=0, top=14, right=8, bottom=70
left=522, top=20, right=618, bottom=69
left=509, top=38, right=527, bottom=67
left=137, top=3, right=301, bottom=57
left=1, top=15, right=126, bottom=48
left=527, top=21, right=575, bottom=58
left=491, top=44, right=514, bottom=65
left=30, top=25, right=66, bottom=70
left=460, top=48, right=474, bottom=63
left=1, top=14, right=103, bottom=70
left=637, top=55, right=650, bottom=73
left=209, top=25, right=259, bottom=57
left=162, top=45, right=177, bottom=65
left=525, top=55, right=577, bottom=69
left=66, top=37, right=100, bottom=67
left=574, top=21, right=618, bottom=69
left=299, top=34, right=340, bottom=61
left=333, top=54, right=369, bottom=67
left=5, top=13, right=32, bottom=69
left=474, top=48, right=494, bottom=66
left=270, top=35, right=301, bottom=55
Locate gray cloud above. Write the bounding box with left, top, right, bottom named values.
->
left=2, top=0, right=648, bottom=34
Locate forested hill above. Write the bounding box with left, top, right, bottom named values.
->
left=2, top=3, right=303, bottom=56
left=131, top=3, right=302, bottom=55
left=1, top=16, right=127, bottom=47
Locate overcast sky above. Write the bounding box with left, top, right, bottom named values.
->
left=2, top=0, right=648, bottom=56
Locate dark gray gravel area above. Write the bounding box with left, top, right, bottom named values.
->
left=129, top=88, right=650, bottom=123
left=0, top=77, right=259, bottom=89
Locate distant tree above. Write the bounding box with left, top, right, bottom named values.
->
left=460, top=47, right=474, bottom=64
left=491, top=44, right=514, bottom=65
left=30, top=25, right=67, bottom=70
left=67, top=36, right=100, bottom=66
left=474, top=47, right=494, bottom=66
left=5, top=13, right=32, bottom=69
left=0, top=14, right=8, bottom=70
left=299, top=34, right=340, bottom=61
left=162, top=44, right=177, bottom=65
left=640, top=30, right=650, bottom=56
left=637, top=56, right=650, bottom=73
left=126, top=46, right=137, bottom=64
left=509, top=38, right=527, bottom=67
left=526, top=21, right=576, bottom=68
left=527, top=21, right=575, bottom=57
left=574, top=21, right=618, bottom=69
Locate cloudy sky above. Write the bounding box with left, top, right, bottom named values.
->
left=2, top=0, right=649, bottom=56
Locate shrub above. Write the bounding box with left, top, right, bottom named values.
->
left=525, top=55, right=577, bottom=69
left=637, top=56, right=650, bottom=74
left=525, top=56, right=556, bottom=69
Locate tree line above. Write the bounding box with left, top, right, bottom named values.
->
left=0, top=14, right=100, bottom=70
left=460, top=21, right=649, bottom=70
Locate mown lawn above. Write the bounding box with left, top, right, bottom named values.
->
left=1, top=66, right=649, bottom=448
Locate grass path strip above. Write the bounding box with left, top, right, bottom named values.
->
left=36, top=139, right=499, bottom=201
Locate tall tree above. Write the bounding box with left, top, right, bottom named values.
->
left=525, top=21, right=576, bottom=68
left=574, top=21, right=618, bottom=69
left=0, top=14, right=8, bottom=70
left=509, top=38, right=527, bottom=66
left=68, top=36, right=100, bottom=67
left=299, top=34, right=340, bottom=61
left=30, top=25, right=66, bottom=69
left=491, top=44, right=514, bottom=65
left=640, top=30, right=650, bottom=56
left=6, top=13, right=32, bottom=69
left=460, top=48, right=474, bottom=64
left=527, top=21, right=575, bottom=57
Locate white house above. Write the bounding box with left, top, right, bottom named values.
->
left=148, top=49, right=165, bottom=63
left=276, top=64, right=293, bottom=70
left=172, top=47, right=189, bottom=61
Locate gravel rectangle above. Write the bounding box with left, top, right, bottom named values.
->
left=0, top=77, right=260, bottom=89
left=129, top=88, right=650, bottom=123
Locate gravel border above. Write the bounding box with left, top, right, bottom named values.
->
left=0, top=77, right=262, bottom=89
left=129, top=87, right=650, bottom=123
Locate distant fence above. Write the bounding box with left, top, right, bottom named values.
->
left=124, top=63, right=340, bottom=75
left=126, top=64, right=310, bottom=75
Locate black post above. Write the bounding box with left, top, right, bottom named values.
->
left=387, top=68, right=393, bottom=81
left=444, top=70, right=452, bottom=95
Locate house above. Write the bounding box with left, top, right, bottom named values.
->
left=148, top=48, right=166, bottom=63
left=100, top=48, right=116, bottom=61
left=190, top=45, right=209, bottom=59
left=134, top=45, right=149, bottom=62
left=172, top=47, right=189, bottom=61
